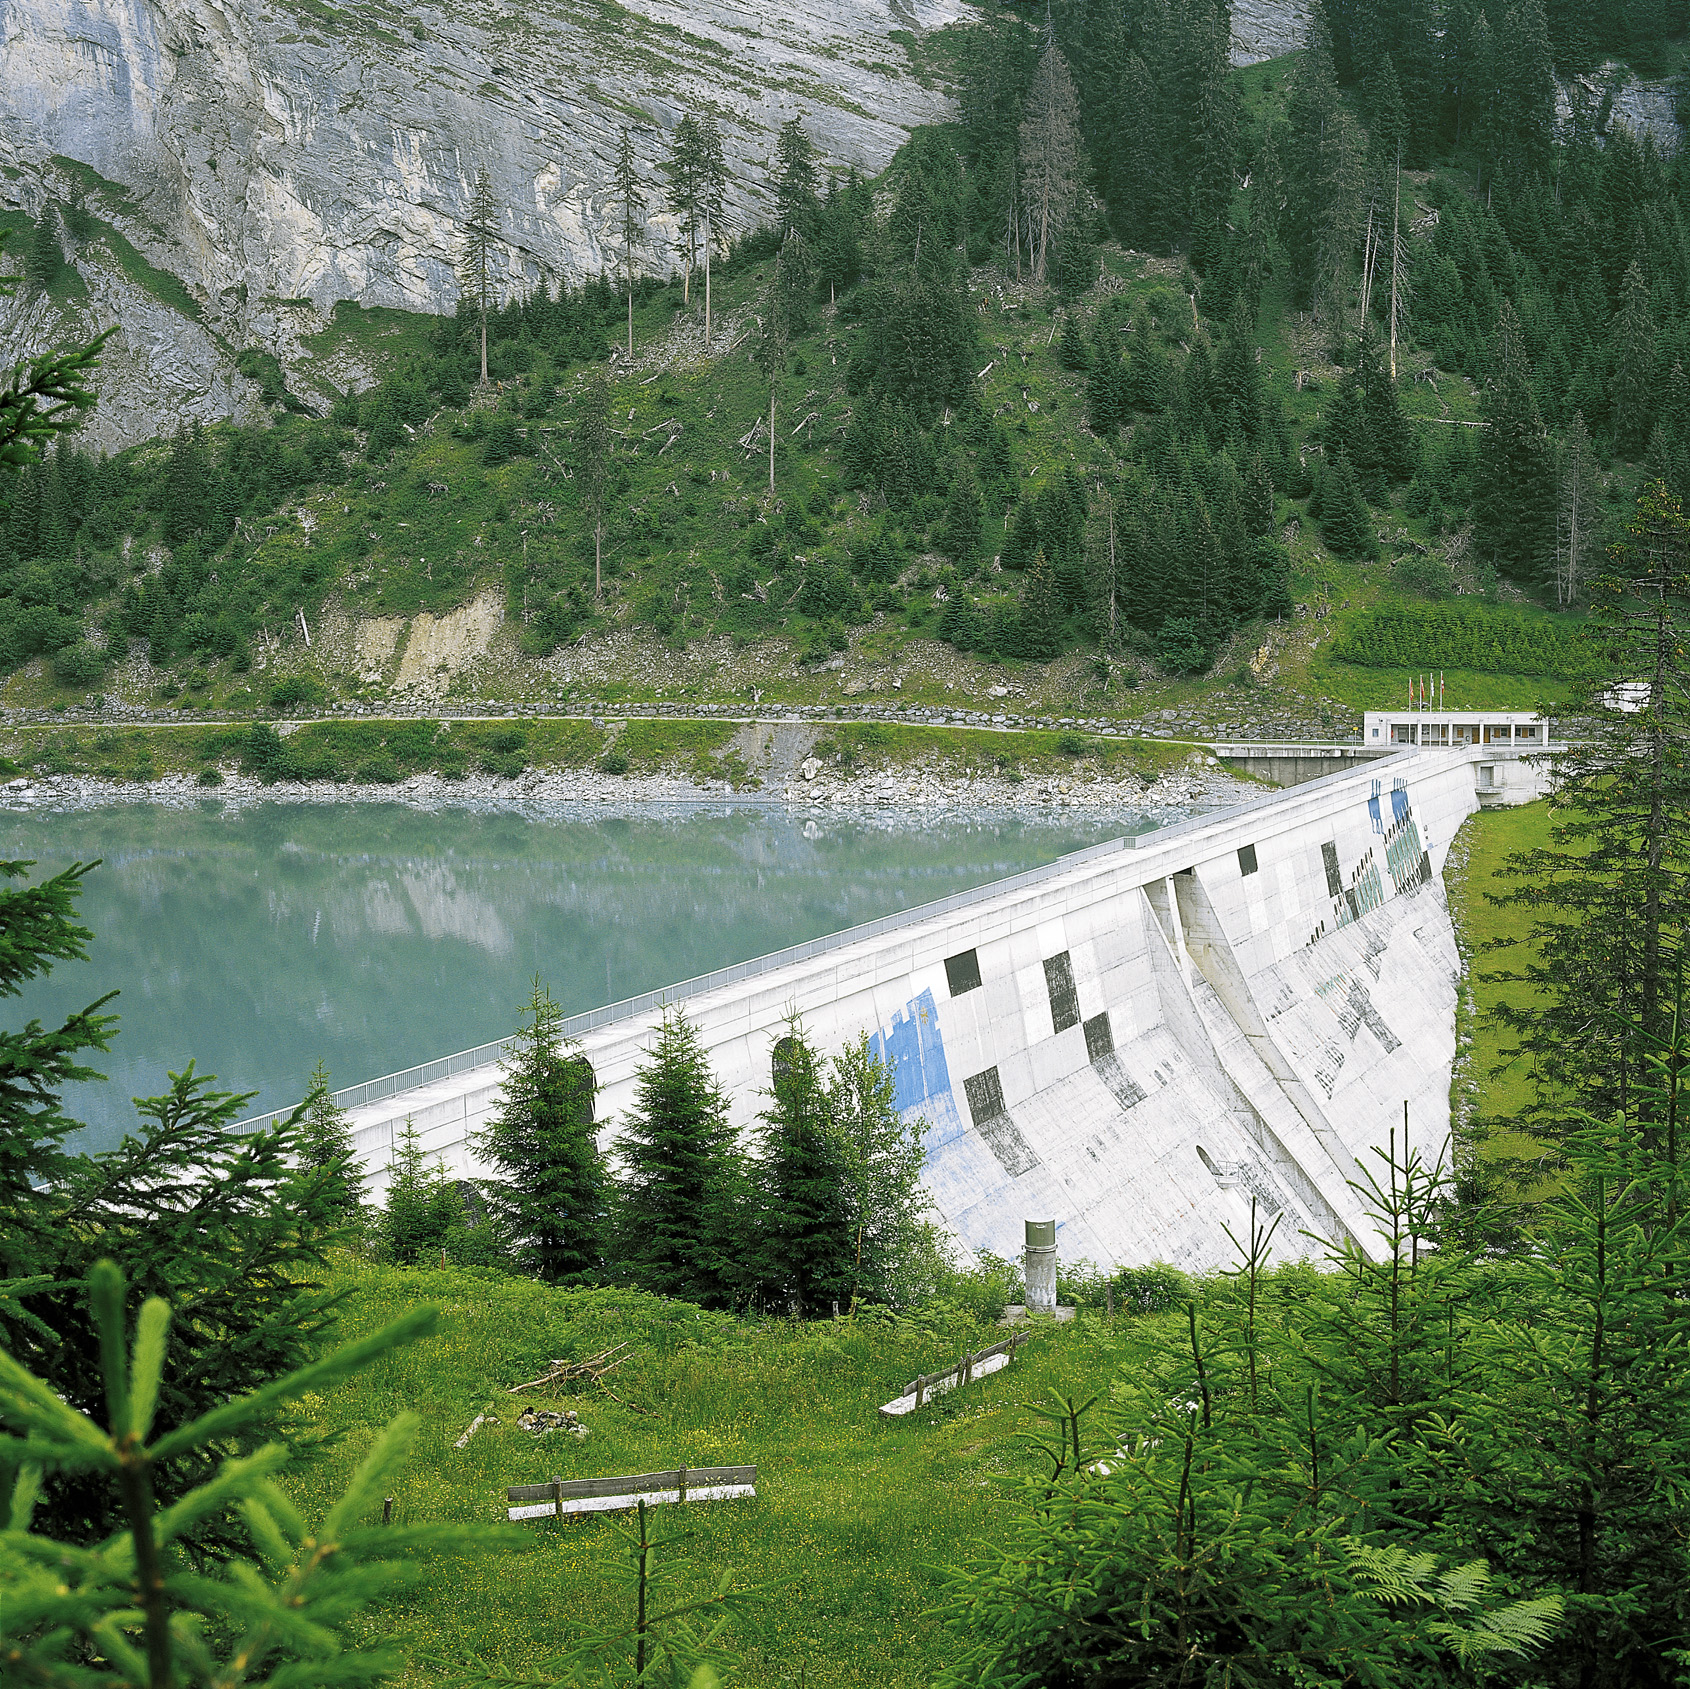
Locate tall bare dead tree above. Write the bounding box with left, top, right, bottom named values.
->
left=1017, top=16, right=1081, bottom=286
left=1556, top=410, right=1600, bottom=608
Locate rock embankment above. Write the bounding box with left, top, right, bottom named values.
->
left=2, top=756, right=1255, bottom=825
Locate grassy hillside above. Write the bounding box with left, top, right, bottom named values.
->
left=1444, top=799, right=1562, bottom=1193
left=282, top=1258, right=1170, bottom=1688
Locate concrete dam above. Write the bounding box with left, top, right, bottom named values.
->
left=337, top=743, right=1529, bottom=1272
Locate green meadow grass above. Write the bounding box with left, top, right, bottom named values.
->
left=1444, top=799, right=1561, bottom=1174
left=282, top=1260, right=1167, bottom=1688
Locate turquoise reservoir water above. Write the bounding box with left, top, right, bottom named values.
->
left=10, top=801, right=1126, bottom=1152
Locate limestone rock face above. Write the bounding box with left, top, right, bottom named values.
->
left=0, top=0, right=966, bottom=316
left=0, top=0, right=970, bottom=441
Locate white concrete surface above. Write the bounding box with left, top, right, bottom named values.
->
left=345, top=744, right=1532, bottom=1273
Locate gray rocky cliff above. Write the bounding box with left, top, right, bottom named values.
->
left=0, top=0, right=968, bottom=442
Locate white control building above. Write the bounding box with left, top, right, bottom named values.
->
left=1361, top=710, right=1551, bottom=805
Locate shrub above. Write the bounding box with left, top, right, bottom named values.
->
left=265, top=674, right=325, bottom=709
left=1330, top=602, right=1594, bottom=677
left=1056, top=731, right=1087, bottom=757
left=1111, top=1260, right=1191, bottom=1313
left=195, top=767, right=223, bottom=787
left=1156, top=616, right=1212, bottom=676
left=1392, top=553, right=1456, bottom=599
left=599, top=749, right=629, bottom=775
left=51, top=643, right=106, bottom=688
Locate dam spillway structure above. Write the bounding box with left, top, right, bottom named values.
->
left=336, top=744, right=1537, bottom=1271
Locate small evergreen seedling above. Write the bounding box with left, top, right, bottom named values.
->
left=0, top=1259, right=485, bottom=1687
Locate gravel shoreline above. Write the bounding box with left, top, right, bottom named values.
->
left=9, top=759, right=1259, bottom=828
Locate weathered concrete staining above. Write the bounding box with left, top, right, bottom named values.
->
left=346, top=745, right=1496, bottom=1273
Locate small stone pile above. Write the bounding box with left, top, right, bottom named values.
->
left=517, top=1408, right=589, bottom=1438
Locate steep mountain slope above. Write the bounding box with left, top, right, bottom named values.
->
left=0, top=0, right=968, bottom=443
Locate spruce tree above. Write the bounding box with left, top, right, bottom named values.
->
left=1017, top=546, right=1064, bottom=659
left=1321, top=451, right=1377, bottom=559
left=1555, top=410, right=1601, bottom=607
left=162, top=426, right=207, bottom=549
left=298, top=1058, right=362, bottom=1222
left=1611, top=259, right=1656, bottom=459
left=381, top=1116, right=462, bottom=1267
left=698, top=112, right=729, bottom=349
left=1486, top=480, right=1690, bottom=1150
left=752, top=1019, right=853, bottom=1317
left=613, top=127, right=647, bottom=362
left=476, top=978, right=605, bottom=1283
left=1088, top=331, right=1126, bottom=437
left=1244, top=452, right=1277, bottom=537
left=939, top=590, right=984, bottom=652
left=1057, top=310, right=1089, bottom=371
left=611, top=1008, right=745, bottom=1309
left=457, top=168, right=499, bottom=387
left=824, top=1034, right=935, bottom=1310
left=663, top=114, right=704, bottom=305
left=1121, top=320, right=1167, bottom=412
left=1211, top=302, right=1262, bottom=445
left=774, top=116, right=818, bottom=240
left=940, top=464, right=983, bottom=563
left=1477, top=301, right=1555, bottom=587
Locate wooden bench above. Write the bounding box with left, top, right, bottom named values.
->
left=505, top=1465, right=758, bottom=1522
left=879, top=1332, right=1029, bottom=1418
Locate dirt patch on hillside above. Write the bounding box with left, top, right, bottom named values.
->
left=395, top=590, right=506, bottom=689
left=354, top=615, right=408, bottom=684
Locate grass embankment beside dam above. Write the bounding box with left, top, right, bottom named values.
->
left=285, top=1259, right=1172, bottom=1688
left=1444, top=799, right=1559, bottom=1189
left=0, top=717, right=1195, bottom=791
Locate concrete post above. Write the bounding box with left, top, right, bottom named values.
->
left=1024, top=1220, right=1058, bottom=1314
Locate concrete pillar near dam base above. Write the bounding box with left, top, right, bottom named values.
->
left=1024, top=1220, right=1058, bottom=1313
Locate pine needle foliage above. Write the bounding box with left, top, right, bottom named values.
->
left=298, top=1059, right=362, bottom=1223
left=0, top=1259, right=487, bottom=1688
left=477, top=977, right=605, bottom=1284
left=611, top=1009, right=746, bottom=1310
left=379, top=1116, right=463, bottom=1266
left=457, top=167, right=500, bottom=387
left=1484, top=480, right=1690, bottom=1151
left=932, top=1141, right=1570, bottom=1689
left=751, top=1018, right=853, bottom=1318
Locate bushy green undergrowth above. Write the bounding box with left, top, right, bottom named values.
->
left=0, top=717, right=1196, bottom=788
left=1330, top=602, right=1595, bottom=679
left=1444, top=800, right=1567, bottom=1187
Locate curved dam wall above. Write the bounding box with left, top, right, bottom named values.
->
left=339, top=746, right=1499, bottom=1273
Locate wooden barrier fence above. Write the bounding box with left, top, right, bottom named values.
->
left=879, top=1331, right=1029, bottom=1418
left=505, top=1464, right=757, bottom=1522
